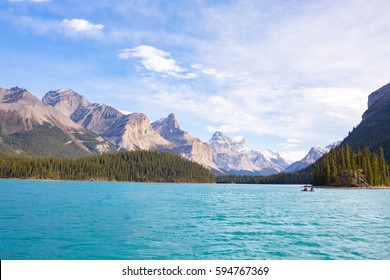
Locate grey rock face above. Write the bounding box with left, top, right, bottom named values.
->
left=1, top=87, right=82, bottom=132
left=152, top=113, right=222, bottom=172
left=367, top=83, right=390, bottom=108
left=0, top=86, right=112, bottom=155
left=363, top=83, right=390, bottom=120
left=208, top=131, right=286, bottom=175
left=43, top=89, right=172, bottom=151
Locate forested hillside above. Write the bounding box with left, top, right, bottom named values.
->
left=313, top=145, right=389, bottom=187
left=0, top=151, right=215, bottom=183
left=0, top=124, right=116, bottom=158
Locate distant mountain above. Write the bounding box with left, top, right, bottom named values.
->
left=283, top=140, right=342, bottom=173
left=284, top=147, right=326, bottom=173
left=343, top=82, right=390, bottom=161
left=152, top=113, right=223, bottom=173
left=42, top=89, right=173, bottom=151
left=0, top=87, right=115, bottom=157
left=208, top=131, right=286, bottom=175
left=262, top=149, right=290, bottom=169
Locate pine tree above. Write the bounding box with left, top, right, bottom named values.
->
left=379, top=147, right=389, bottom=185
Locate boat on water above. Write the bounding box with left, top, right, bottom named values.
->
left=302, top=185, right=314, bottom=192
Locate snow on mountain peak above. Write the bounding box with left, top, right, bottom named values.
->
left=262, top=149, right=278, bottom=160
left=232, top=136, right=245, bottom=143
left=58, top=88, right=74, bottom=94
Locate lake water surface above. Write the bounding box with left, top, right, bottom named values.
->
left=0, top=180, right=389, bottom=259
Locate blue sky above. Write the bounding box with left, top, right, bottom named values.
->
left=1, top=0, right=390, bottom=161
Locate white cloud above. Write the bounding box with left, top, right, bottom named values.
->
left=201, top=67, right=234, bottom=80
left=61, top=19, right=104, bottom=36
left=118, top=45, right=192, bottom=77
left=191, top=64, right=203, bottom=69
left=1, top=14, right=104, bottom=39
left=118, top=46, right=239, bottom=80
left=302, top=87, right=367, bottom=121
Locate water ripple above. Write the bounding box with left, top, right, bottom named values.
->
left=1, top=181, right=389, bottom=259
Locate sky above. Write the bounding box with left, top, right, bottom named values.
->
left=1, top=0, right=390, bottom=161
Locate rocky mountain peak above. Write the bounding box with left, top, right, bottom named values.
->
left=2, top=87, right=29, bottom=103
left=42, top=89, right=92, bottom=117
left=209, top=132, right=249, bottom=154
left=167, top=113, right=179, bottom=128
left=367, top=83, right=390, bottom=108
left=108, top=112, right=173, bottom=151
left=152, top=113, right=180, bottom=134
left=0, top=86, right=86, bottom=130
left=262, top=149, right=290, bottom=168
left=306, top=147, right=326, bottom=161
left=210, top=131, right=229, bottom=142
left=208, top=132, right=287, bottom=175
left=284, top=145, right=329, bottom=173
left=151, top=113, right=222, bottom=173
left=363, top=83, right=390, bottom=121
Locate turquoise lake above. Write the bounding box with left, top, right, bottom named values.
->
left=0, top=180, right=389, bottom=260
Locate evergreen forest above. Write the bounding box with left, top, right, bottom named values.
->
left=0, top=150, right=215, bottom=183
left=313, top=145, right=389, bottom=187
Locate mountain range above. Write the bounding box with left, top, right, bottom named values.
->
left=42, top=89, right=172, bottom=151
left=207, top=131, right=289, bottom=175
left=0, top=85, right=354, bottom=174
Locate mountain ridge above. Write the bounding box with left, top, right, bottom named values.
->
left=0, top=87, right=115, bottom=157
left=42, top=89, right=173, bottom=152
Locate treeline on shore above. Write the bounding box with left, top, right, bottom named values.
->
left=313, top=145, right=389, bottom=187
left=0, top=150, right=215, bottom=183
left=216, top=167, right=313, bottom=184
